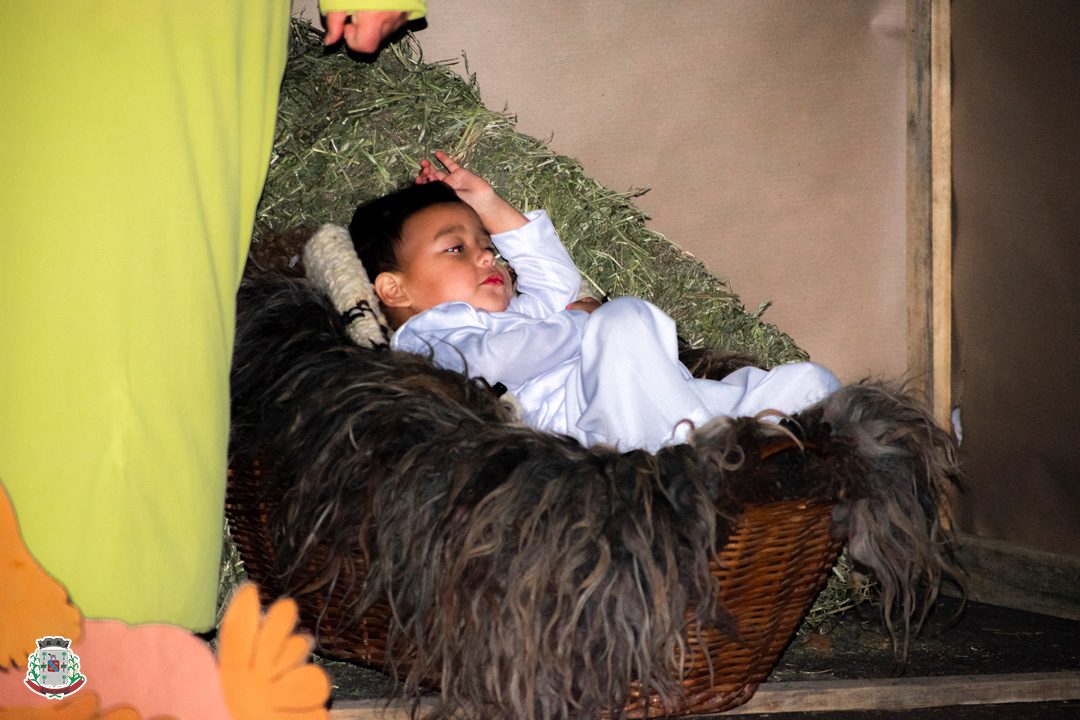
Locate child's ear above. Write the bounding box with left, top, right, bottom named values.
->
left=374, top=271, right=411, bottom=308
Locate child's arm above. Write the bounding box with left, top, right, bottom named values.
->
left=416, top=151, right=527, bottom=234
left=491, top=212, right=581, bottom=317
left=394, top=304, right=589, bottom=390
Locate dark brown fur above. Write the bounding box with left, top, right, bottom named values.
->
left=229, top=263, right=959, bottom=719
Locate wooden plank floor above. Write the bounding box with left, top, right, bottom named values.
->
left=330, top=672, right=1080, bottom=718
left=320, top=597, right=1080, bottom=717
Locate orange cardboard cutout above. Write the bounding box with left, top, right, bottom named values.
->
left=0, top=482, right=329, bottom=719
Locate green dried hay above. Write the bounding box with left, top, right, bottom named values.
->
left=256, top=21, right=806, bottom=366
left=217, top=519, right=246, bottom=626
left=801, top=550, right=877, bottom=632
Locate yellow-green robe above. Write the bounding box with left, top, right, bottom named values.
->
left=0, top=0, right=424, bottom=631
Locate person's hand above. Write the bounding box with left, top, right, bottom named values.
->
left=416, top=151, right=527, bottom=234
left=415, top=150, right=494, bottom=203
left=567, top=297, right=602, bottom=314
left=323, top=11, right=407, bottom=54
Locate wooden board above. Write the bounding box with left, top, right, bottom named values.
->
left=906, top=0, right=952, bottom=431
left=943, top=533, right=1080, bottom=622
left=329, top=671, right=1080, bottom=717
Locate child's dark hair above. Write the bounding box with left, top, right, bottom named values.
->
left=349, top=181, right=464, bottom=283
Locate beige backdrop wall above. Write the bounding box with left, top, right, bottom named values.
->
left=294, top=0, right=909, bottom=384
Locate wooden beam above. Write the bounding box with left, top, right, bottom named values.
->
left=942, top=533, right=1080, bottom=621
left=907, top=0, right=932, bottom=401
left=729, top=672, right=1080, bottom=715
left=906, top=0, right=953, bottom=431
left=930, top=0, right=952, bottom=432
left=330, top=672, right=1080, bottom=718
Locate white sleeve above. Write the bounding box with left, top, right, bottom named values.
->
left=392, top=302, right=587, bottom=390
left=493, top=210, right=581, bottom=318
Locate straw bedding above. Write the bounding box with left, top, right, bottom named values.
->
left=226, top=22, right=960, bottom=719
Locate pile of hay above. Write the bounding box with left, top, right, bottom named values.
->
left=255, top=21, right=805, bottom=367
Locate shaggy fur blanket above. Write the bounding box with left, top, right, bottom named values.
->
left=228, top=257, right=959, bottom=720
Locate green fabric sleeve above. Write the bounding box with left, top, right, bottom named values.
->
left=318, top=0, right=427, bottom=20
left=0, top=1, right=290, bottom=632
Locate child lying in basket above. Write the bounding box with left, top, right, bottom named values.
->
left=347, top=151, right=840, bottom=452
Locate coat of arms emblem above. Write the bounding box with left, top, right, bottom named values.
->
left=24, top=636, right=86, bottom=698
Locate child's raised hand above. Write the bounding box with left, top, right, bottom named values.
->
left=416, top=151, right=492, bottom=202
left=415, top=157, right=447, bottom=185
left=416, top=151, right=527, bottom=234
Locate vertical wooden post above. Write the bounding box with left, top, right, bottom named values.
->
left=907, top=0, right=952, bottom=430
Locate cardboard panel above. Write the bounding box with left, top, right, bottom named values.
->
left=951, top=0, right=1080, bottom=556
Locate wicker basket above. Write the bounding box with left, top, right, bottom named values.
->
left=226, top=459, right=842, bottom=716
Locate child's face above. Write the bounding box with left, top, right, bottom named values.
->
left=388, top=202, right=513, bottom=315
